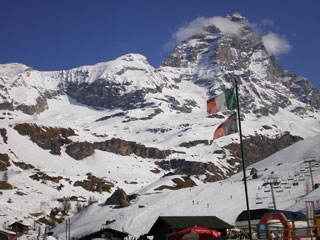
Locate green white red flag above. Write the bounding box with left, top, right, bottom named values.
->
left=207, top=88, right=236, bottom=114
left=213, top=112, right=238, bottom=139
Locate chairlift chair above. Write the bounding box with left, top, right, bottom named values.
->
left=264, top=187, right=271, bottom=192
left=276, top=188, right=283, bottom=193
left=273, top=184, right=280, bottom=189
left=268, top=202, right=274, bottom=208
left=287, top=175, right=294, bottom=181
left=255, top=198, right=263, bottom=204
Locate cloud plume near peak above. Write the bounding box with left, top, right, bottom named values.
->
left=165, top=15, right=292, bottom=57
left=165, top=16, right=246, bottom=50
left=261, top=32, right=292, bottom=56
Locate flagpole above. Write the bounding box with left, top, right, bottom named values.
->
left=235, top=79, right=252, bottom=240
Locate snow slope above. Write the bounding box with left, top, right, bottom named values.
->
left=52, top=134, right=320, bottom=239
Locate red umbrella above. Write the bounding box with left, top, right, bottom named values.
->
left=171, top=226, right=221, bottom=240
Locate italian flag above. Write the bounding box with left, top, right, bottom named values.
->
left=207, top=88, right=236, bottom=114
left=214, top=112, right=238, bottom=139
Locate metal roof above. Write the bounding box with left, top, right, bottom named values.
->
left=155, top=216, right=233, bottom=229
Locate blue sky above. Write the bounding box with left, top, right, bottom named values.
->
left=1, top=0, right=320, bottom=89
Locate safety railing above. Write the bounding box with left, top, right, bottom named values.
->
left=228, top=218, right=320, bottom=240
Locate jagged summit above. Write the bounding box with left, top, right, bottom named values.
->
left=159, top=17, right=320, bottom=116
left=225, top=13, right=248, bottom=23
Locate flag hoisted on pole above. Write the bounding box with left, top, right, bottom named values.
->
left=207, top=88, right=237, bottom=114
left=213, top=112, right=238, bottom=139
left=207, top=84, right=252, bottom=240
left=234, top=80, right=253, bottom=240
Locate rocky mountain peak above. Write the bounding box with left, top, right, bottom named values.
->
left=158, top=18, right=320, bottom=116
left=225, top=13, right=248, bottom=23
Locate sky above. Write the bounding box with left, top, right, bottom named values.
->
left=1, top=0, right=320, bottom=89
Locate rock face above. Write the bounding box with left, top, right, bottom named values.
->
left=225, top=132, right=303, bottom=166
left=66, top=142, right=95, bottom=160
left=0, top=153, right=10, bottom=171
left=74, top=173, right=113, bottom=193
left=93, top=138, right=171, bottom=159
left=0, top=128, right=8, bottom=144
left=105, top=188, right=131, bottom=208
left=14, top=124, right=76, bottom=155
left=65, top=138, right=173, bottom=160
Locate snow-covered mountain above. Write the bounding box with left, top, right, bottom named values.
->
left=0, top=13, right=320, bottom=238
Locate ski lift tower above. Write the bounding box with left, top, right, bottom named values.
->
left=303, top=157, right=317, bottom=190
left=262, top=174, right=281, bottom=210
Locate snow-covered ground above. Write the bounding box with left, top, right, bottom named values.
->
left=0, top=91, right=320, bottom=239
left=51, top=133, right=320, bottom=239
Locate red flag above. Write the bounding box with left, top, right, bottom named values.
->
left=214, top=112, right=238, bottom=139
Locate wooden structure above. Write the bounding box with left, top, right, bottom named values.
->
left=9, top=221, right=30, bottom=236
left=147, top=216, right=233, bottom=240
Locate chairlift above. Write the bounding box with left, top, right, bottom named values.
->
left=255, top=198, right=263, bottom=204
left=264, top=187, right=271, bottom=192
left=276, top=188, right=283, bottom=193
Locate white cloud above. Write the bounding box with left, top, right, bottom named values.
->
left=164, top=15, right=292, bottom=57
left=261, top=32, right=292, bottom=56
left=166, top=16, right=246, bottom=49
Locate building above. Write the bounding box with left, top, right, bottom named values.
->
left=147, top=216, right=233, bottom=240
left=8, top=221, right=30, bottom=236
left=77, top=227, right=129, bottom=240
left=0, top=228, right=16, bottom=240
left=235, top=208, right=306, bottom=228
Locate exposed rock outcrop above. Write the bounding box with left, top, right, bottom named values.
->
left=93, top=138, right=171, bottom=159
left=225, top=132, right=303, bottom=166
left=16, top=96, right=48, bottom=115
left=154, top=176, right=197, bottom=190
left=104, top=187, right=131, bottom=208
left=0, top=153, right=10, bottom=171
left=73, top=173, right=113, bottom=193
left=0, top=128, right=8, bottom=144
left=156, top=159, right=235, bottom=182
left=14, top=123, right=76, bottom=155
left=66, top=142, right=95, bottom=160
